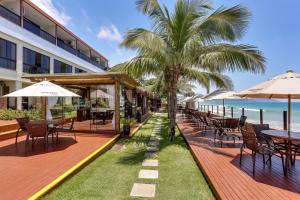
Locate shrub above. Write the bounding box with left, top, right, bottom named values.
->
left=0, top=106, right=42, bottom=120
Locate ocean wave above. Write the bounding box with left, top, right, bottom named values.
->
left=238, top=108, right=264, bottom=112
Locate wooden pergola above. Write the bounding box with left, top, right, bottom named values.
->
left=23, top=73, right=141, bottom=134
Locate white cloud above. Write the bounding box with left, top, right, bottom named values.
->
left=29, top=0, right=71, bottom=26
left=97, top=24, right=122, bottom=42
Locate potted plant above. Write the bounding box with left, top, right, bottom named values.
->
left=123, top=117, right=131, bottom=136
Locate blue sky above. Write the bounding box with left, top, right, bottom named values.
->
left=31, top=0, right=300, bottom=95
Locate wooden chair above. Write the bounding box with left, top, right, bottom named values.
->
left=240, top=125, right=284, bottom=175
left=55, top=118, right=76, bottom=142
left=15, top=117, right=29, bottom=144
left=26, top=120, right=49, bottom=148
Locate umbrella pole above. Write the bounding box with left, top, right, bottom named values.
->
left=223, top=99, right=225, bottom=117
left=44, top=97, right=47, bottom=120
left=288, top=95, right=291, bottom=136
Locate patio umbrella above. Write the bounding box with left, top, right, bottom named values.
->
left=90, top=89, right=113, bottom=99
left=4, top=81, right=80, bottom=119
left=203, top=89, right=239, bottom=116
left=4, top=81, right=80, bottom=97
left=236, top=70, right=300, bottom=134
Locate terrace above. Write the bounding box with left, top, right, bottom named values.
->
left=176, top=113, right=300, bottom=200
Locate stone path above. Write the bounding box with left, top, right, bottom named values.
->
left=130, top=119, right=162, bottom=198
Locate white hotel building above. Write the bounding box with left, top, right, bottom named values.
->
left=0, top=0, right=108, bottom=110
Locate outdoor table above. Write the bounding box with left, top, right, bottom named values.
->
left=261, top=130, right=300, bottom=176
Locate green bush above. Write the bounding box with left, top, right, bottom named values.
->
left=0, top=106, right=42, bottom=120
left=50, top=104, right=76, bottom=118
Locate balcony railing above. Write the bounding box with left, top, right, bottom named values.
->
left=57, top=39, right=77, bottom=55
left=40, top=29, right=56, bottom=44
left=77, top=52, right=90, bottom=62
left=23, top=18, right=56, bottom=44
left=1, top=4, right=108, bottom=70
left=23, top=63, right=49, bottom=74
left=0, top=57, right=16, bottom=70
left=0, top=4, right=20, bottom=25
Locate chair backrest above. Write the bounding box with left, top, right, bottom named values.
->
left=225, top=118, right=239, bottom=129
left=27, top=120, right=47, bottom=137
left=251, top=124, right=270, bottom=133
left=239, top=115, right=247, bottom=127
left=16, top=117, right=30, bottom=131
left=241, top=126, right=258, bottom=151
left=63, top=118, right=75, bottom=131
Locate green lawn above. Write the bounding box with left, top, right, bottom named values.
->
left=42, top=113, right=214, bottom=200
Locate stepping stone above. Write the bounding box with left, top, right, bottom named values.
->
left=142, top=159, right=159, bottom=167
left=149, top=141, right=159, bottom=146
left=144, top=151, right=157, bottom=158
left=147, top=146, right=159, bottom=152
left=139, top=169, right=159, bottom=179
left=130, top=183, right=156, bottom=198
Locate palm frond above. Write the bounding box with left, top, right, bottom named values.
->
left=191, top=44, right=265, bottom=73
left=194, top=5, right=251, bottom=42
left=182, top=67, right=233, bottom=91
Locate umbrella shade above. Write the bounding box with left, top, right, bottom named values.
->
left=203, top=90, right=239, bottom=100
left=236, top=70, right=300, bottom=133
left=90, top=89, right=113, bottom=99
left=236, top=70, right=300, bottom=99
left=4, top=81, right=80, bottom=97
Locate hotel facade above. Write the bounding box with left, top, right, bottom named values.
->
left=0, top=0, right=109, bottom=110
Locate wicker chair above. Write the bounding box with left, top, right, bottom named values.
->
left=240, top=126, right=285, bottom=175
left=238, top=115, right=247, bottom=130
left=26, top=120, right=49, bottom=148
left=15, top=117, right=29, bottom=144
left=213, top=118, right=241, bottom=147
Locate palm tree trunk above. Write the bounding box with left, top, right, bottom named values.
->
left=167, top=92, right=171, bottom=118
left=169, top=73, right=178, bottom=141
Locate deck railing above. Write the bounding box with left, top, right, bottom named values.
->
left=198, top=104, right=288, bottom=130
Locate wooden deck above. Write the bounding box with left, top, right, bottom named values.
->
left=176, top=114, right=300, bottom=200
left=0, top=130, right=116, bottom=200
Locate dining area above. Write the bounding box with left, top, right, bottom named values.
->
left=177, top=110, right=300, bottom=200
left=15, top=116, right=76, bottom=151
left=184, top=107, right=300, bottom=177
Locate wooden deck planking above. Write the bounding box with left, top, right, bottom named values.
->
left=177, top=114, right=300, bottom=200
left=0, top=131, right=116, bottom=200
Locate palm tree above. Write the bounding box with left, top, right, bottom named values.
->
left=111, top=0, right=265, bottom=140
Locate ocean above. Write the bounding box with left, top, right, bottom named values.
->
left=198, top=99, right=300, bottom=131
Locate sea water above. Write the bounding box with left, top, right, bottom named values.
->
left=198, top=99, right=300, bottom=131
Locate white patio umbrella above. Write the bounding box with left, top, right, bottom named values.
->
left=203, top=89, right=239, bottom=116
left=236, top=70, right=300, bottom=134
left=4, top=81, right=80, bottom=120
left=90, top=89, right=113, bottom=99
left=4, top=81, right=80, bottom=97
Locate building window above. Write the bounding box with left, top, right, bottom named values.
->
left=0, top=38, right=16, bottom=70
left=23, top=47, right=50, bottom=74
left=54, top=60, right=72, bottom=73
left=75, top=67, right=87, bottom=73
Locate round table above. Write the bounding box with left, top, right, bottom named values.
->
left=261, top=130, right=300, bottom=176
